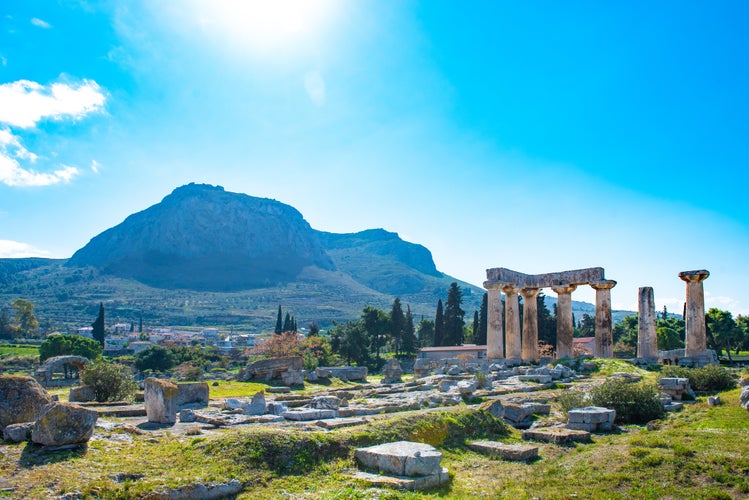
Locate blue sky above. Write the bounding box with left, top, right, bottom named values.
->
left=1, top=1, right=748, bottom=316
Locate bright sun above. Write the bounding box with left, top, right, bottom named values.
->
left=193, top=0, right=338, bottom=52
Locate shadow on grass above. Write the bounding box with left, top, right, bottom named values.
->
left=19, top=442, right=87, bottom=468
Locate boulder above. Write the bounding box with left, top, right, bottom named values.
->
left=309, top=395, right=341, bottom=410
left=381, top=358, right=404, bottom=384
left=69, top=385, right=96, bottom=403
left=244, top=392, right=266, bottom=415
left=176, top=382, right=209, bottom=406
left=237, top=357, right=303, bottom=382
left=0, top=375, right=52, bottom=432
left=3, top=422, right=33, bottom=443
left=740, top=386, right=749, bottom=411
left=32, top=402, right=98, bottom=447
left=658, top=377, right=695, bottom=401
left=457, top=379, right=477, bottom=395
left=144, top=377, right=179, bottom=424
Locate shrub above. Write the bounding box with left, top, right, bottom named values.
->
left=559, top=379, right=665, bottom=424
left=661, top=365, right=736, bottom=392
left=81, top=360, right=137, bottom=402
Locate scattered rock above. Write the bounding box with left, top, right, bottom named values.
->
left=3, top=422, right=33, bottom=443
left=658, top=378, right=695, bottom=401
left=707, top=396, right=721, bottom=407
left=282, top=409, right=336, bottom=421
left=69, top=385, right=96, bottom=403
left=142, top=479, right=243, bottom=500
left=355, top=441, right=443, bottom=477
left=176, top=383, right=209, bottom=406
left=0, top=375, right=52, bottom=433
left=567, top=406, right=616, bottom=432
left=468, top=440, right=539, bottom=461
left=381, top=358, right=404, bottom=384
left=281, top=369, right=304, bottom=386
left=32, top=402, right=98, bottom=447
left=309, top=395, right=341, bottom=410
left=740, top=386, right=749, bottom=411
left=237, top=357, right=303, bottom=382
left=522, top=427, right=592, bottom=444
left=144, top=378, right=179, bottom=424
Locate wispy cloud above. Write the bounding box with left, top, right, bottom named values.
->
left=0, top=55, right=6, bottom=67
left=0, top=79, right=105, bottom=187
left=30, top=17, right=52, bottom=29
left=91, top=160, right=101, bottom=174
left=0, top=240, right=51, bottom=258
left=705, top=292, right=741, bottom=313
left=0, top=79, right=105, bottom=129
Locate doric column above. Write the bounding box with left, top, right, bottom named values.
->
left=485, top=285, right=504, bottom=359
left=551, top=284, right=577, bottom=358
left=637, top=287, right=658, bottom=359
left=502, top=284, right=521, bottom=361
left=590, top=280, right=616, bottom=358
left=521, top=287, right=540, bottom=362
left=679, top=270, right=710, bottom=356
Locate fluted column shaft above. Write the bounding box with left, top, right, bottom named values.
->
left=486, top=286, right=504, bottom=359
left=637, top=287, right=657, bottom=358
left=552, top=284, right=577, bottom=358
left=521, top=287, right=540, bottom=362
left=502, top=284, right=521, bottom=360
left=679, top=270, right=710, bottom=356
left=591, top=280, right=616, bottom=358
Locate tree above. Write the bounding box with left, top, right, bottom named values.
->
left=434, top=299, right=444, bottom=346
left=736, top=315, right=749, bottom=353
left=0, top=306, right=16, bottom=340
left=418, top=318, right=434, bottom=347
left=401, top=305, right=417, bottom=356
left=706, top=308, right=741, bottom=362
left=134, top=345, right=177, bottom=372
left=537, top=292, right=556, bottom=349
left=362, top=306, right=389, bottom=361
left=443, top=282, right=465, bottom=346
left=81, top=360, right=136, bottom=402
left=471, top=310, right=479, bottom=343
left=12, top=298, right=39, bottom=337
left=390, top=298, right=405, bottom=356
left=275, top=305, right=283, bottom=334
left=283, top=312, right=292, bottom=332
left=476, top=293, right=488, bottom=345
left=613, top=315, right=638, bottom=353
left=308, top=322, right=320, bottom=336
left=39, top=334, right=102, bottom=362
left=577, top=313, right=595, bottom=338
left=332, top=321, right=370, bottom=366
left=657, top=326, right=683, bottom=351
left=92, top=302, right=106, bottom=347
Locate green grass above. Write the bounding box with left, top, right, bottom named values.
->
left=0, top=344, right=39, bottom=357
left=202, top=379, right=270, bottom=398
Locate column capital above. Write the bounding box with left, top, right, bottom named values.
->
left=483, top=281, right=503, bottom=291
left=590, top=280, right=617, bottom=291
left=679, top=270, right=709, bottom=283
left=520, top=287, right=540, bottom=299
left=501, top=283, right=521, bottom=294
left=551, top=283, right=577, bottom=295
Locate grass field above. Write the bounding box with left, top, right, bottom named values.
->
left=0, top=344, right=39, bottom=357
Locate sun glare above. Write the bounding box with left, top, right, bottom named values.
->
left=194, top=0, right=338, bottom=53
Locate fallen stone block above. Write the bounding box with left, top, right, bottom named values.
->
left=517, top=375, right=552, bottom=384
left=522, top=427, right=591, bottom=445
left=176, top=382, right=209, bottom=406
left=0, top=375, right=52, bottom=433
left=309, top=395, right=341, bottom=410
left=355, top=441, right=443, bottom=477
left=315, top=417, right=369, bottom=429
left=468, top=441, right=538, bottom=461
left=567, top=406, right=616, bottom=432
left=3, top=422, right=33, bottom=443
left=351, top=468, right=450, bottom=491
left=282, top=409, right=336, bottom=421
left=69, top=385, right=96, bottom=403
left=144, top=378, right=179, bottom=424
left=32, top=402, right=98, bottom=447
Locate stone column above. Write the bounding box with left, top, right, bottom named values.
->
left=521, top=287, right=540, bottom=362
left=679, top=270, right=710, bottom=356
left=502, top=284, right=522, bottom=361
left=637, top=287, right=658, bottom=359
left=486, top=285, right=504, bottom=359
left=590, top=280, right=616, bottom=358
left=551, top=284, right=577, bottom=358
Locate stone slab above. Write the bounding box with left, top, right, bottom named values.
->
left=468, top=441, right=538, bottom=461
left=355, top=441, right=443, bottom=477
left=282, top=409, right=337, bottom=421
left=522, top=427, right=592, bottom=445
left=315, top=417, right=369, bottom=429
left=351, top=467, right=450, bottom=491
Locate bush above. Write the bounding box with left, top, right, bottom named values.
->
left=661, top=365, right=736, bottom=392
left=81, top=360, right=137, bottom=402
left=559, top=379, right=665, bottom=424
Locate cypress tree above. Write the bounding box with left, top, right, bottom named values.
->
left=402, top=305, right=417, bottom=356
left=477, top=292, right=488, bottom=345
left=390, top=298, right=405, bottom=356
left=92, top=302, right=106, bottom=347
left=283, top=312, right=291, bottom=332
left=275, top=305, right=283, bottom=334
left=472, top=310, right=479, bottom=342
left=434, top=299, right=444, bottom=347
left=443, top=282, right=465, bottom=346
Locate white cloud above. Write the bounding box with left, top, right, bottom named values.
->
left=91, top=160, right=101, bottom=173
left=705, top=292, right=741, bottom=313
left=0, top=240, right=51, bottom=258
left=0, top=152, right=79, bottom=186
left=0, top=79, right=105, bottom=129
left=31, top=17, right=52, bottom=29
left=304, top=71, right=326, bottom=107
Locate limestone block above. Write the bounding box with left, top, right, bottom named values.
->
left=309, top=395, right=341, bottom=410
left=740, top=386, right=749, bottom=411
left=281, top=369, right=304, bottom=386
left=502, top=402, right=535, bottom=424
left=457, top=379, right=477, bottom=395
left=568, top=407, right=616, bottom=425
left=517, top=375, right=552, bottom=384
left=69, top=385, right=96, bottom=403
left=355, top=441, right=443, bottom=477
left=351, top=467, right=450, bottom=491
left=176, top=382, right=209, bottom=406
left=304, top=370, right=319, bottom=382
left=238, top=357, right=303, bottom=381
left=0, top=375, right=52, bottom=432
left=282, top=409, right=336, bottom=421
left=658, top=377, right=695, bottom=401
left=468, top=441, right=538, bottom=461
left=447, top=366, right=461, bottom=376
left=522, top=427, right=592, bottom=444
left=32, top=402, right=98, bottom=446
left=318, top=366, right=368, bottom=381
left=381, top=358, right=404, bottom=384
left=3, top=422, right=33, bottom=443
left=144, top=377, right=179, bottom=424
left=707, top=396, right=721, bottom=407
left=438, top=379, right=458, bottom=392
left=314, top=367, right=333, bottom=379
left=266, top=402, right=289, bottom=415
left=480, top=399, right=504, bottom=419
left=180, top=409, right=197, bottom=423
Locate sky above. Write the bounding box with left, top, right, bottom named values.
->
left=1, top=0, right=748, bottom=316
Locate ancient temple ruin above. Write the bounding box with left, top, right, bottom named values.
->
left=484, top=267, right=616, bottom=361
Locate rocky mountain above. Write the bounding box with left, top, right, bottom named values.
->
left=67, top=184, right=335, bottom=291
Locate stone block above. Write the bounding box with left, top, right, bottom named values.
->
left=457, top=379, right=477, bottom=395
left=468, top=441, right=538, bottom=461
left=3, top=422, right=33, bottom=443
left=32, top=402, right=98, bottom=446
left=0, top=375, right=52, bottom=432
left=518, top=374, right=552, bottom=384
left=282, top=409, right=336, bottom=421
left=176, top=382, right=209, bottom=406
left=281, top=369, right=304, bottom=386
left=355, top=441, right=443, bottom=477
left=741, top=386, right=749, bottom=411
left=707, top=396, right=721, bottom=407
left=144, top=377, right=179, bottom=424
left=522, top=427, right=592, bottom=444
left=238, top=356, right=303, bottom=381
left=180, top=409, right=197, bottom=423
left=351, top=467, right=450, bottom=491
left=568, top=406, right=616, bottom=425
left=309, top=395, right=341, bottom=410
left=658, top=377, right=695, bottom=401
left=266, top=402, right=289, bottom=415
left=318, top=366, right=368, bottom=381
left=69, top=385, right=96, bottom=403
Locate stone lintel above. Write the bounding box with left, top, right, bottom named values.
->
left=679, top=270, right=710, bottom=282
left=590, top=280, right=617, bottom=290
left=485, top=267, right=605, bottom=289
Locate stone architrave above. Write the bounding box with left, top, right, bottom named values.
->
left=486, top=285, right=504, bottom=359
left=520, top=287, right=540, bottom=362
left=590, top=280, right=616, bottom=358
left=637, top=287, right=658, bottom=359
left=144, top=377, right=179, bottom=424
left=551, top=284, right=577, bottom=358
left=679, top=270, right=709, bottom=356
left=502, top=284, right=522, bottom=361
